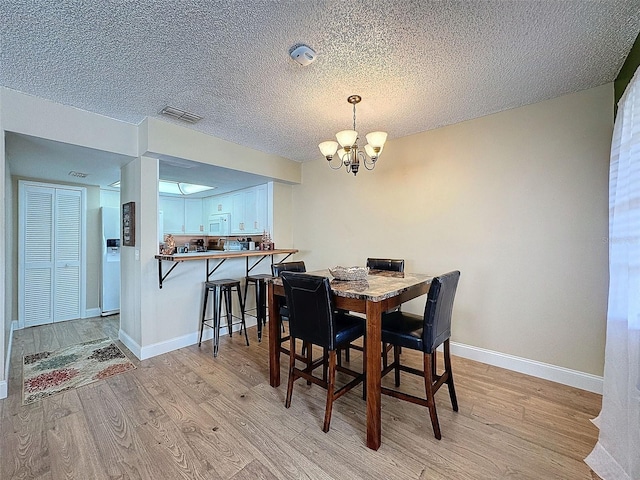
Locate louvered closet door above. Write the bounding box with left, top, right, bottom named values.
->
left=54, top=189, right=82, bottom=322
left=20, top=183, right=85, bottom=327
left=22, top=186, right=55, bottom=327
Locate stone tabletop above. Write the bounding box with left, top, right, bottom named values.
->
left=268, top=269, right=433, bottom=302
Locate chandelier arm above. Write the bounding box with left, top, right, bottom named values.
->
left=363, top=152, right=377, bottom=170
left=327, top=156, right=345, bottom=170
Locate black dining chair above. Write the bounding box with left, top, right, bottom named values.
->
left=343, top=258, right=405, bottom=366
left=380, top=270, right=460, bottom=440
left=366, top=258, right=405, bottom=273
left=281, top=272, right=366, bottom=432
left=271, top=261, right=306, bottom=357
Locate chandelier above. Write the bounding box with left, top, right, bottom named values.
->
left=318, top=95, right=387, bottom=176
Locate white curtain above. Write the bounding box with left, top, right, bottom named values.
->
left=585, top=71, right=640, bottom=479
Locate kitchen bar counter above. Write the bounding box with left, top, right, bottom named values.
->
left=154, top=249, right=298, bottom=288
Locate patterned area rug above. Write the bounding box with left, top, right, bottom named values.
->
left=22, top=337, right=136, bottom=405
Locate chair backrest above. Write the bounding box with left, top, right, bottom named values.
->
left=366, top=258, right=405, bottom=272
left=281, top=272, right=337, bottom=350
left=422, top=271, right=460, bottom=353
left=272, top=261, right=306, bottom=277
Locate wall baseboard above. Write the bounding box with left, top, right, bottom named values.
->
left=1, top=320, right=18, bottom=399
left=119, top=320, right=602, bottom=394
left=118, top=329, right=142, bottom=359
left=450, top=342, right=603, bottom=394
left=84, top=308, right=101, bottom=318
left=122, top=318, right=257, bottom=361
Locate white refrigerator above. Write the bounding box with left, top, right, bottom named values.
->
left=101, top=207, right=120, bottom=316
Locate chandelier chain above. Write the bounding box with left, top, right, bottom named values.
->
left=353, top=103, right=357, bottom=132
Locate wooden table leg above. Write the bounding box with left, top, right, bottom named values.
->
left=268, top=281, right=281, bottom=387
left=365, top=300, right=383, bottom=450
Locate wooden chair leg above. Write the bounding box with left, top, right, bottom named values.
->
left=285, top=338, right=297, bottom=409
left=382, top=342, right=389, bottom=369
left=394, top=345, right=401, bottom=387
left=322, top=350, right=337, bottom=432
left=322, top=347, right=328, bottom=382
left=423, top=352, right=441, bottom=440
left=305, top=341, right=312, bottom=385
left=444, top=339, right=458, bottom=411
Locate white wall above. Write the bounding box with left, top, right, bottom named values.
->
left=293, top=84, right=612, bottom=382
left=143, top=117, right=301, bottom=184
left=118, top=169, right=298, bottom=359
left=119, top=122, right=301, bottom=359
left=1, top=96, right=7, bottom=398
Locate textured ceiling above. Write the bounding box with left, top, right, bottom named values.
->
left=1, top=0, right=639, bottom=171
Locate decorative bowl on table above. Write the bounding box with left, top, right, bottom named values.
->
left=329, top=266, right=369, bottom=281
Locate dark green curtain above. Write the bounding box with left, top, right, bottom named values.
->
left=615, top=31, right=640, bottom=116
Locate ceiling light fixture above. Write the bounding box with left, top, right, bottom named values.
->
left=318, top=95, right=387, bottom=176
left=109, top=180, right=215, bottom=196
left=158, top=180, right=215, bottom=195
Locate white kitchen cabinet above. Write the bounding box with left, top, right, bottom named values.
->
left=184, top=198, right=204, bottom=234
left=231, top=191, right=246, bottom=234
left=160, top=196, right=185, bottom=234
left=230, top=185, right=268, bottom=235
left=254, top=184, right=267, bottom=233
left=160, top=196, right=204, bottom=234
left=212, top=194, right=231, bottom=214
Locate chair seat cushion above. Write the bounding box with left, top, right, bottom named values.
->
left=381, top=310, right=424, bottom=352
left=335, top=313, right=365, bottom=347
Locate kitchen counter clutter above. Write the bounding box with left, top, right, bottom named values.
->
left=154, top=248, right=298, bottom=288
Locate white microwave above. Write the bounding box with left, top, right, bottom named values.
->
left=209, top=213, right=230, bottom=236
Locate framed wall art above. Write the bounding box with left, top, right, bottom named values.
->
left=122, top=201, right=135, bottom=246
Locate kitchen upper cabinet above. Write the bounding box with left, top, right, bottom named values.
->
left=230, top=185, right=267, bottom=235
left=160, top=196, right=184, bottom=234
left=254, top=184, right=267, bottom=233
left=231, top=191, right=246, bottom=234
left=212, top=194, right=231, bottom=214
left=160, top=196, right=204, bottom=234
left=184, top=198, right=204, bottom=234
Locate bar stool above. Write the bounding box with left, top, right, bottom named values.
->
left=243, top=273, right=272, bottom=342
left=199, top=278, right=248, bottom=357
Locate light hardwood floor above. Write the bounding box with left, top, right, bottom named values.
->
left=1, top=316, right=602, bottom=479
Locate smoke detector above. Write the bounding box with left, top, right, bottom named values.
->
left=289, top=44, right=316, bottom=67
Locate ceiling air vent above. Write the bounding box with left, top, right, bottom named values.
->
left=68, top=171, right=88, bottom=178
left=160, top=106, right=203, bottom=124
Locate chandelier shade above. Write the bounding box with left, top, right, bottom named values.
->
left=318, top=95, right=387, bottom=176
left=319, top=140, right=339, bottom=158
left=336, top=130, right=358, bottom=148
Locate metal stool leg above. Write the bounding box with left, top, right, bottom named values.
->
left=199, top=285, right=209, bottom=347
left=256, top=279, right=264, bottom=342
left=213, top=285, right=222, bottom=357
left=224, top=286, right=233, bottom=336
left=236, top=284, right=249, bottom=346
left=243, top=278, right=250, bottom=318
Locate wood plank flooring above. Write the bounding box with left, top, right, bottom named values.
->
left=1, top=316, right=602, bottom=479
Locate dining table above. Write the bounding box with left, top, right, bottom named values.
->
left=266, top=268, right=433, bottom=450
